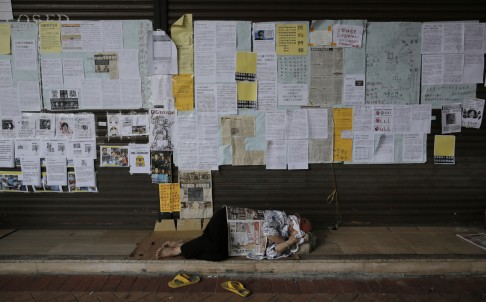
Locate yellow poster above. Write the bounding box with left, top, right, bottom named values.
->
left=236, top=52, right=257, bottom=81
left=172, top=74, right=194, bottom=111
left=159, top=183, right=181, bottom=213
left=0, top=24, right=11, bottom=54
left=434, top=135, right=456, bottom=164
left=333, top=108, right=353, bottom=162
left=276, top=23, right=308, bottom=56
left=170, top=14, right=194, bottom=74
left=39, top=21, right=61, bottom=53
left=237, top=81, right=258, bottom=109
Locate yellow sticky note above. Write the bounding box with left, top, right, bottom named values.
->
left=0, top=24, right=11, bottom=54
left=237, top=81, right=257, bottom=104
left=172, top=74, right=194, bottom=111
left=236, top=52, right=257, bottom=80
left=333, top=108, right=353, bottom=162
left=276, top=23, right=308, bottom=56
left=39, top=21, right=61, bottom=53
left=159, top=183, right=181, bottom=213
left=170, top=183, right=181, bottom=212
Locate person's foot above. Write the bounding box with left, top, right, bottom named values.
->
left=155, top=246, right=181, bottom=259
left=162, top=240, right=184, bottom=248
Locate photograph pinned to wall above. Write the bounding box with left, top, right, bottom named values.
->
left=55, top=114, right=75, bottom=138
left=49, top=89, right=79, bottom=111
left=148, top=109, right=175, bottom=151
left=0, top=171, right=28, bottom=192
left=461, top=98, right=484, bottom=129
left=1, top=117, right=18, bottom=138
left=67, top=171, right=98, bottom=193
left=74, top=114, right=96, bottom=139
left=179, top=170, right=213, bottom=219
left=150, top=150, right=172, bottom=183
left=99, top=145, right=129, bottom=167
left=32, top=172, right=63, bottom=193
left=36, top=113, right=56, bottom=138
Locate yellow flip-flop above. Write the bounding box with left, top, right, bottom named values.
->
left=168, top=273, right=200, bottom=288
left=221, top=280, right=251, bottom=297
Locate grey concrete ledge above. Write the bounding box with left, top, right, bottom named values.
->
left=1, top=257, right=486, bottom=277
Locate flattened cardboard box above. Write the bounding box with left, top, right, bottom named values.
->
left=129, top=219, right=208, bottom=260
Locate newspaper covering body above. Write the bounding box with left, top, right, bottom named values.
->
left=226, top=206, right=267, bottom=256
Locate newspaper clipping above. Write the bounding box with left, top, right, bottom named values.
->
left=179, top=170, right=213, bottom=219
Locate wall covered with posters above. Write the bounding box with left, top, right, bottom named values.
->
left=0, top=0, right=485, bottom=229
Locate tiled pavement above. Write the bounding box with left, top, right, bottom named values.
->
left=0, top=274, right=486, bottom=301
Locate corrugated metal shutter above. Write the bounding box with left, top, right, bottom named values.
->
left=1, top=0, right=485, bottom=229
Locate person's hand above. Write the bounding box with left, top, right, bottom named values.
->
left=288, top=228, right=299, bottom=244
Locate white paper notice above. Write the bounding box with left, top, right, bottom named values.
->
left=68, top=139, right=96, bottom=159
left=0, top=60, right=12, bottom=88
left=343, top=74, right=365, bottom=105
left=257, top=53, right=277, bottom=82
left=257, top=81, right=278, bottom=111
left=80, top=79, right=103, bottom=109
left=402, top=133, right=424, bottom=162
left=307, top=109, right=328, bottom=139
left=0, top=139, right=14, bottom=168
left=121, top=78, right=142, bottom=109
left=464, top=23, right=485, bottom=54
left=0, top=87, right=20, bottom=116
left=392, top=105, right=412, bottom=133
left=266, top=140, right=287, bottom=170
left=216, top=83, right=237, bottom=114
left=372, top=105, right=393, bottom=133
left=422, top=23, right=444, bottom=54
left=352, top=132, right=374, bottom=163
left=118, top=49, right=140, bottom=79
left=411, top=104, right=432, bottom=134
left=18, top=81, right=41, bottom=111
left=73, top=158, right=96, bottom=187
left=353, top=105, right=373, bottom=132
left=373, top=134, right=395, bottom=163
left=278, top=84, right=308, bottom=106
left=286, top=109, right=309, bottom=139
left=443, top=53, right=464, bottom=84
left=13, top=40, right=37, bottom=71
left=101, top=79, right=122, bottom=109
left=422, top=54, right=443, bottom=85
left=62, top=58, right=84, bottom=88
left=81, top=21, right=103, bottom=52
left=195, top=84, right=216, bottom=112
left=463, top=54, right=484, bottom=84
left=332, top=24, right=363, bottom=48
left=266, top=111, right=287, bottom=140
left=45, top=156, right=67, bottom=186
left=41, top=58, right=63, bottom=88
left=102, top=20, right=123, bottom=51
left=20, top=157, right=41, bottom=186
left=287, top=139, right=308, bottom=170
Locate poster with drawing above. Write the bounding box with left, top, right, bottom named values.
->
left=149, top=109, right=175, bottom=151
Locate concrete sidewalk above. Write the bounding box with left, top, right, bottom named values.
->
left=1, top=226, right=485, bottom=276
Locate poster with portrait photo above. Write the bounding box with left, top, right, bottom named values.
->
left=36, top=113, right=56, bottom=138
left=441, top=103, right=462, bottom=134
left=150, top=150, right=172, bottom=183
left=49, top=89, right=79, bottom=111
left=1, top=117, right=18, bottom=139
left=55, top=114, right=75, bottom=138
left=74, top=114, right=96, bottom=139
left=16, top=114, right=36, bottom=138
left=461, top=98, right=484, bottom=129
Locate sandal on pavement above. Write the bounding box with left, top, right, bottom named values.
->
left=221, top=280, right=251, bottom=297
left=168, top=273, right=200, bottom=288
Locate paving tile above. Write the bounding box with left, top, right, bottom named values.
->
left=10, top=276, right=37, bottom=292
left=156, top=275, right=175, bottom=293
left=311, top=279, right=330, bottom=294
left=363, top=280, right=383, bottom=293
left=95, top=292, right=120, bottom=302
left=0, top=276, right=15, bottom=290
left=42, top=275, right=68, bottom=291
left=271, top=279, right=287, bottom=294
left=213, top=277, right=229, bottom=293
left=338, top=279, right=358, bottom=293
left=114, top=292, right=151, bottom=301
left=309, top=293, right=339, bottom=302
left=130, top=276, right=148, bottom=292
left=322, top=278, right=343, bottom=294
left=55, top=292, right=78, bottom=302
left=84, top=275, right=109, bottom=292
left=28, top=275, right=56, bottom=291
left=297, top=279, right=316, bottom=294
left=58, top=275, right=90, bottom=292
left=200, top=276, right=217, bottom=293
left=10, top=292, right=33, bottom=302
left=284, top=279, right=301, bottom=294
left=115, top=276, right=137, bottom=292
left=142, top=276, right=162, bottom=292
left=257, top=279, right=273, bottom=293
left=353, top=279, right=371, bottom=293
left=101, top=275, right=124, bottom=291
left=245, top=293, right=276, bottom=302
left=243, top=277, right=259, bottom=294
left=351, top=293, right=379, bottom=302
left=2, top=276, right=29, bottom=291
